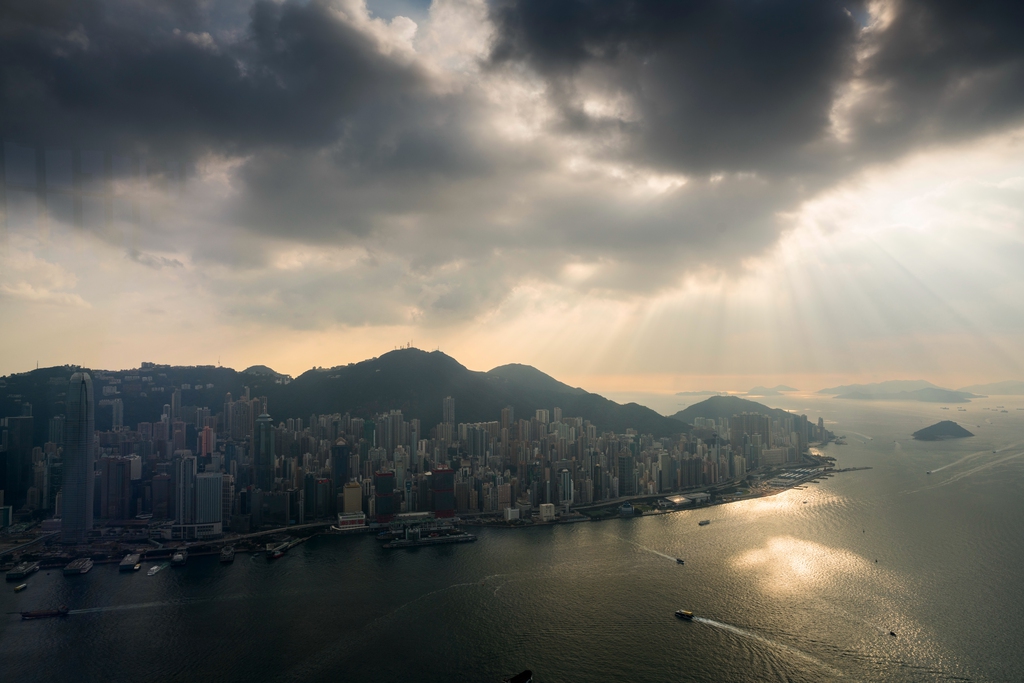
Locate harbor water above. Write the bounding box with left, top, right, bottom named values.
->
left=2, top=396, right=1022, bottom=682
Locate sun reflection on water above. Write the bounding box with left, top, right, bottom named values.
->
left=733, top=536, right=872, bottom=594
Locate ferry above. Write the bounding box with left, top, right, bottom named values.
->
left=170, top=550, right=188, bottom=567
left=698, top=520, right=710, bottom=526
left=119, top=553, right=141, bottom=572
left=6, top=561, right=40, bottom=581
left=21, top=606, right=69, bottom=620
left=220, top=546, right=236, bottom=564
left=14, top=583, right=28, bottom=592
left=147, top=564, right=164, bottom=576
left=675, top=610, right=694, bottom=620
left=63, top=558, right=94, bottom=576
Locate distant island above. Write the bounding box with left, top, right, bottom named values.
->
left=912, top=421, right=974, bottom=441
left=817, top=380, right=980, bottom=403
left=746, top=385, right=797, bottom=396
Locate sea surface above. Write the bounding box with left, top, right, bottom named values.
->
left=2, top=396, right=1023, bottom=682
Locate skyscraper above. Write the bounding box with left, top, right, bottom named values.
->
left=2, top=414, right=34, bottom=509
left=255, top=413, right=275, bottom=491
left=443, top=396, right=455, bottom=426
left=62, top=372, right=95, bottom=544
left=176, top=453, right=197, bottom=524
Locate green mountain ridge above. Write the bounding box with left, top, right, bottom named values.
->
left=0, top=349, right=686, bottom=440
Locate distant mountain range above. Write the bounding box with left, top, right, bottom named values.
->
left=0, top=349, right=686, bottom=440
left=957, top=380, right=1024, bottom=395
left=817, top=380, right=940, bottom=395
left=674, top=390, right=724, bottom=396
left=818, top=380, right=980, bottom=403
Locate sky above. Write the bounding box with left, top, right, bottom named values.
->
left=1, top=0, right=1023, bottom=394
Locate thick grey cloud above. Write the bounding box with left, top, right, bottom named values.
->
left=488, top=0, right=1024, bottom=173
left=489, top=0, right=864, bottom=173
left=0, top=0, right=424, bottom=156
left=5, top=0, right=1024, bottom=331
left=852, top=1, right=1024, bottom=153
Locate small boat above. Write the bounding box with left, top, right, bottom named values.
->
left=21, top=605, right=69, bottom=620
left=14, top=583, right=28, bottom=592
left=220, top=546, right=236, bottom=563
left=675, top=610, right=694, bottom=620
left=926, top=471, right=931, bottom=474
left=698, top=520, right=710, bottom=526
left=147, top=564, right=163, bottom=576
left=676, top=558, right=685, bottom=565
left=889, top=631, right=897, bottom=637
left=133, top=563, right=141, bottom=571
left=170, top=550, right=188, bottom=567
left=502, top=670, right=533, bottom=683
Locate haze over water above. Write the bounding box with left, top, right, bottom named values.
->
left=2, top=396, right=1021, bottom=682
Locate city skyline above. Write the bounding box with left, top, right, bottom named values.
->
left=1, top=0, right=1022, bottom=389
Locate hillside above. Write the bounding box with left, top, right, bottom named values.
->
left=274, top=350, right=684, bottom=436
left=912, top=421, right=974, bottom=441
left=0, top=349, right=686, bottom=439
left=670, top=395, right=801, bottom=424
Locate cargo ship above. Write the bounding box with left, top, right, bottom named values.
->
left=6, top=561, right=40, bottom=581
left=63, top=558, right=93, bottom=576
left=119, top=553, right=141, bottom=572
left=220, top=546, right=235, bottom=563
left=170, top=550, right=188, bottom=566
left=21, top=606, right=69, bottom=620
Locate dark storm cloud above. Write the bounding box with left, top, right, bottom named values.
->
left=7, top=0, right=1024, bottom=329
left=489, top=0, right=865, bottom=173
left=488, top=0, right=1024, bottom=176
left=852, top=0, right=1024, bottom=153
left=0, top=0, right=423, bottom=156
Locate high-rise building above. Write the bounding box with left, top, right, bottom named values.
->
left=195, top=472, right=223, bottom=525
left=443, top=396, right=455, bottom=426
left=176, top=453, right=197, bottom=524
left=62, top=372, right=95, bottom=544
left=2, top=415, right=34, bottom=509
left=373, top=470, right=396, bottom=522
left=48, top=415, right=65, bottom=445
left=255, top=413, right=275, bottom=491
left=431, top=466, right=455, bottom=518
left=99, top=455, right=132, bottom=520
left=112, top=398, right=124, bottom=430
left=617, top=454, right=636, bottom=497
left=343, top=481, right=362, bottom=514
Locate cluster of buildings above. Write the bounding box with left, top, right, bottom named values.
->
left=0, top=368, right=829, bottom=544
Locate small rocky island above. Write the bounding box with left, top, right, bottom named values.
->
left=912, top=420, right=974, bottom=441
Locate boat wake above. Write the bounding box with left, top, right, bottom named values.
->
left=927, top=441, right=1024, bottom=474
left=636, top=545, right=678, bottom=563
left=693, top=617, right=843, bottom=676
left=909, top=451, right=1024, bottom=493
